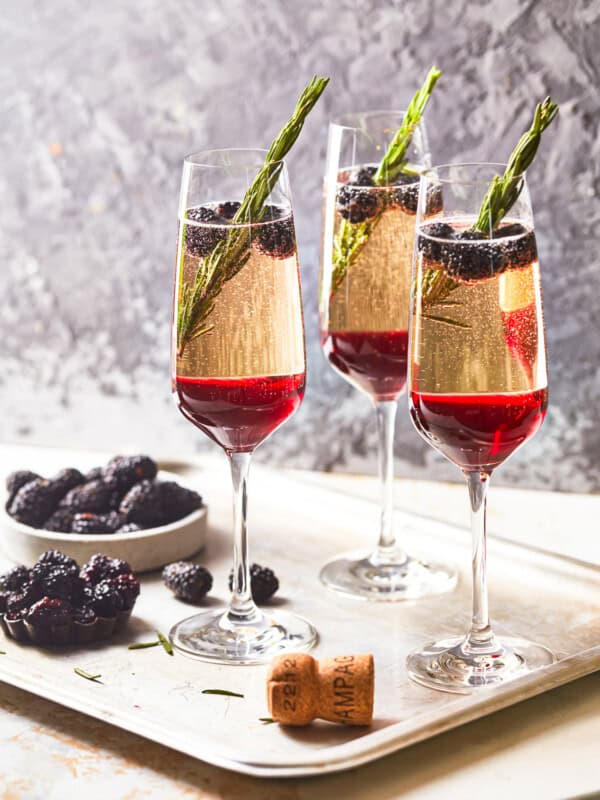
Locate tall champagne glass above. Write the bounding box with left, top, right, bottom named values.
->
left=170, top=149, right=317, bottom=663
left=318, top=112, right=457, bottom=600
left=407, top=163, right=555, bottom=690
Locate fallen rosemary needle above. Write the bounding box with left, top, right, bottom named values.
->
left=74, top=667, right=102, bottom=683
left=128, top=640, right=160, bottom=650
left=259, top=717, right=275, bottom=724
left=157, top=631, right=174, bottom=656
left=0, top=650, right=6, bottom=655
left=202, top=689, right=244, bottom=698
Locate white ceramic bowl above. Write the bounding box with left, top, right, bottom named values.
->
left=1, top=470, right=207, bottom=573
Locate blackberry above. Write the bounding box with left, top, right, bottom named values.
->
left=116, top=523, right=142, bottom=533
left=27, top=597, right=73, bottom=628
left=160, top=482, right=203, bottom=524
left=6, top=581, right=43, bottom=615
left=110, top=573, right=140, bottom=610
left=162, top=562, right=213, bottom=603
left=417, top=222, right=537, bottom=283
left=108, top=490, right=123, bottom=511
left=0, top=591, right=9, bottom=614
left=0, top=565, right=31, bottom=593
left=229, top=563, right=279, bottom=603
left=80, top=554, right=112, bottom=584
left=71, top=513, right=113, bottom=535
left=387, top=172, right=420, bottom=214
left=255, top=207, right=296, bottom=259
left=101, top=511, right=125, bottom=532
left=119, top=480, right=165, bottom=527
left=8, top=479, right=59, bottom=527
left=423, top=222, right=455, bottom=240
left=215, top=201, right=241, bottom=220
left=71, top=580, right=94, bottom=607
left=184, top=206, right=227, bottom=258
left=85, top=467, right=103, bottom=482
left=91, top=580, right=124, bottom=617
left=38, top=568, right=84, bottom=602
left=73, top=605, right=97, bottom=625
left=81, top=554, right=132, bottom=584
left=71, top=513, right=111, bottom=535
left=5, top=470, right=41, bottom=508
left=34, top=550, right=79, bottom=575
left=44, top=508, right=75, bottom=532
left=424, top=183, right=444, bottom=215
left=59, top=480, right=112, bottom=514
left=51, top=468, right=85, bottom=497
left=102, top=455, right=157, bottom=493
left=336, top=168, right=382, bottom=224
left=103, top=558, right=132, bottom=579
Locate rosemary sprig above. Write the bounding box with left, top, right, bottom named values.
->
left=374, top=66, right=442, bottom=184
left=128, top=640, right=160, bottom=650
left=330, top=209, right=383, bottom=295
left=330, top=66, right=441, bottom=295
left=472, top=97, right=558, bottom=234
left=202, top=689, right=244, bottom=698
left=177, top=76, right=329, bottom=356
left=157, top=630, right=174, bottom=656
left=421, top=96, right=558, bottom=325
left=74, top=667, right=102, bottom=683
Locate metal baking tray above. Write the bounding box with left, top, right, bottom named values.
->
left=0, top=458, right=598, bottom=777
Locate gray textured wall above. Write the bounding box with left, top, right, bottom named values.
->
left=1, top=0, right=599, bottom=491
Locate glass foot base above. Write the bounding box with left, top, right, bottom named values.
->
left=319, top=551, right=457, bottom=601
left=169, top=608, right=318, bottom=665
left=406, top=635, right=556, bottom=693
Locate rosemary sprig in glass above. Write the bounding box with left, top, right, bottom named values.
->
left=421, top=96, right=558, bottom=323
left=177, top=76, right=329, bottom=357
left=471, top=96, right=558, bottom=234
left=330, top=66, right=441, bottom=295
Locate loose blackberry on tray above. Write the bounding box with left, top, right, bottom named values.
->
left=228, top=563, right=279, bottom=603
left=162, top=561, right=213, bottom=603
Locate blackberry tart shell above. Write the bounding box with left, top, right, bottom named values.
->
left=0, top=606, right=133, bottom=646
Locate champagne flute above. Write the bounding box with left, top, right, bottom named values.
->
left=318, top=109, right=457, bottom=600
left=170, top=147, right=317, bottom=663
left=407, top=161, right=555, bottom=690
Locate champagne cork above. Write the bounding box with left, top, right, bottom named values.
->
left=266, top=653, right=374, bottom=726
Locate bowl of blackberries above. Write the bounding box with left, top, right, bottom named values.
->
left=0, top=550, right=140, bottom=646
left=2, top=456, right=207, bottom=572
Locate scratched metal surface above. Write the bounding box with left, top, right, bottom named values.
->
left=0, top=457, right=598, bottom=777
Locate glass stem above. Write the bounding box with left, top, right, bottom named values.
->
left=226, top=452, right=260, bottom=624
left=371, top=400, right=406, bottom=564
left=464, top=471, right=496, bottom=652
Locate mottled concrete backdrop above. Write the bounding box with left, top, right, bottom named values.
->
left=0, top=0, right=598, bottom=491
